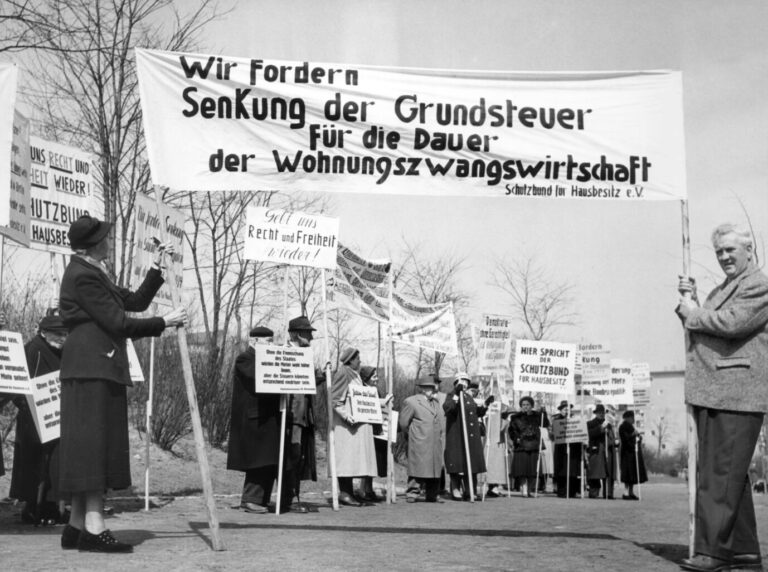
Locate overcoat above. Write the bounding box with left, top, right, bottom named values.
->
left=399, top=393, right=443, bottom=479
left=586, top=417, right=616, bottom=480
left=618, top=420, right=647, bottom=485
left=331, top=365, right=377, bottom=476
left=59, top=256, right=165, bottom=385
left=443, top=391, right=487, bottom=474
left=226, top=347, right=282, bottom=471
left=679, top=265, right=768, bottom=412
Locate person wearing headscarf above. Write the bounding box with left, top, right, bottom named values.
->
left=508, top=395, right=549, bottom=497
left=618, top=410, right=647, bottom=500
left=443, top=372, right=492, bottom=500
left=58, top=215, right=186, bottom=553
left=331, top=347, right=377, bottom=506
left=358, top=365, right=392, bottom=502
left=9, top=311, right=69, bottom=524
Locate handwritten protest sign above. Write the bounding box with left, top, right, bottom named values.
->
left=244, top=207, right=339, bottom=269
left=132, top=193, right=185, bottom=307
left=0, top=111, right=30, bottom=246
left=591, top=359, right=634, bottom=405
left=513, top=339, right=576, bottom=395
left=137, top=49, right=686, bottom=200
left=475, top=314, right=513, bottom=375
left=26, top=371, right=61, bottom=443
left=577, top=342, right=611, bottom=396
left=28, top=136, right=103, bottom=254
left=0, top=62, right=17, bottom=228
left=348, top=384, right=383, bottom=424
left=552, top=416, right=589, bottom=445
left=254, top=344, right=316, bottom=394
left=0, top=331, right=31, bottom=394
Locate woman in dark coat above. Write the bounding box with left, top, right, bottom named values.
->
left=443, top=372, right=491, bottom=500
left=508, top=395, right=549, bottom=497
left=58, top=215, right=185, bottom=553
left=619, top=410, right=647, bottom=500
left=9, top=312, right=68, bottom=524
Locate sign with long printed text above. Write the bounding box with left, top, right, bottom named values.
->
left=26, top=371, right=61, bottom=443
left=475, top=314, right=513, bottom=375
left=594, top=359, right=634, bottom=405
left=0, top=111, right=30, bottom=246
left=254, top=344, right=316, bottom=394
left=136, top=49, right=686, bottom=199
left=552, top=416, right=589, bottom=445
left=348, top=384, right=384, bottom=424
left=0, top=331, right=31, bottom=394
left=577, top=342, right=611, bottom=395
left=0, top=63, right=18, bottom=227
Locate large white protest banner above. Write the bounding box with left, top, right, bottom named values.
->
left=0, top=63, right=18, bottom=228
left=577, top=342, right=611, bottom=396
left=329, top=243, right=390, bottom=322
left=348, top=385, right=384, bottom=424
left=475, top=314, right=513, bottom=375
left=254, top=344, right=316, bottom=394
left=28, top=136, right=103, bottom=254
left=391, top=294, right=458, bottom=356
left=513, top=339, right=576, bottom=395
left=552, top=416, right=589, bottom=445
left=593, top=359, right=634, bottom=405
left=244, top=207, right=339, bottom=269
left=26, top=371, right=61, bottom=443
left=0, top=331, right=31, bottom=394
left=137, top=49, right=686, bottom=200
left=0, top=111, right=31, bottom=246
left=132, top=193, right=185, bottom=307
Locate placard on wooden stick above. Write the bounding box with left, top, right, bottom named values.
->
left=0, top=331, right=31, bottom=394
left=254, top=344, right=316, bottom=394
left=348, top=385, right=383, bottom=424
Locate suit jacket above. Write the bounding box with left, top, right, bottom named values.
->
left=226, top=347, right=282, bottom=471
left=399, top=393, right=443, bottom=478
left=59, top=255, right=166, bottom=385
left=678, top=264, right=768, bottom=412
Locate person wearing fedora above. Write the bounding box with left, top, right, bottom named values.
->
left=552, top=400, right=582, bottom=498
left=283, top=315, right=326, bottom=512
left=443, top=372, right=491, bottom=500
left=331, top=347, right=378, bottom=506
left=399, top=377, right=445, bottom=503
left=227, top=326, right=296, bottom=514
left=5, top=310, right=69, bottom=525
left=57, top=215, right=186, bottom=553
left=586, top=403, right=617, bottom=499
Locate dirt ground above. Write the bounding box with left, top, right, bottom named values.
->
left=1, top=432, right=766, bottom=571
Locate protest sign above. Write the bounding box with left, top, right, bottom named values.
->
left=329, top=243, right=390, bottom=322
left=137, top=49, right=686, bottom=200
left=0, top=63, right=18, bottom=228
left=513, top=339, right=576, bottom=395
left=552, top=416, right=589, bottom=445
left=244, top=207, right=339, bottom=269
left=475, top=314, right=513, bottom=375
left=254, top=344, right=316, bottom=394
left=132, top=193, right=185, bottom=306
left=28, top=136, right=103, bottom=254
left=391, top=294, right=458, bottom=356
left=591, top=359, right=634, bottom=405
left=577, top=342, right=611, bottom=396
left=631, top=362, right=652, bottom=409
left=0, top=111, right=30, bottom=246
left=375, top=408, right=398, bottom=443
left=0, top=331, right=31, bottom=394
left=348, top=384, right=384, bottom=424
left=25, top=371, right=61, bottom=443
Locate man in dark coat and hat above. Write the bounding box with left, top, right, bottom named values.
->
left=226, top=326, right=292, bottom=513
left=586, top=403, right=617, bottom=499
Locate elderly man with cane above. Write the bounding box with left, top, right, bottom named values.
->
left=677, top=223, right=768, bottom=572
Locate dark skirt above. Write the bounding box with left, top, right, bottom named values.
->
left=511, top=450, right=540, bottom=478
left=59, top=379, right=130, bottom=496
left=373, top=437, right=388, bottom=478
left=620, top=445, right=648, bottom=485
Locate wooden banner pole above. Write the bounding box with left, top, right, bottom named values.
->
left=275, top=265, right=290, bottom=515
left=386, top=271, right=396, bottom=504
left=144, top=336, right=155, bottom=511
left=321, top=270, right=340, bottom=511
left=153, top=186, right=224, bottom=551
left=459, top=389, right=475, bottom=503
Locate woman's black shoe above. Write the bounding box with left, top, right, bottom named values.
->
left=61, top=525, right=80, bottom=550
left=77, top=529, right=133, bottom=553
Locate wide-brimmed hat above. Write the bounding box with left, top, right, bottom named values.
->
left=249, top=326, right=273, bottom=338
left=453, top=371, right=471, bottom=385
left=68, top=215, right=112, bottom=250
left=557, top=400, right=571, bottom=411
left=416, top=376, right=437, bottom=387
left=288, top=316, right=315, bottom=332
left=38, top=314, right=67, bottom=334
left=340, top=347, right=359, bottom=365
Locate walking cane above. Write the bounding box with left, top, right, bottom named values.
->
left=635, top=437, right=642, bottom=501
left=458, top=387, right=475, bottom=502
left=534, top=410, right=544, bottom=498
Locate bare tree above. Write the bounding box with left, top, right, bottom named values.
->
left=650, top=413, right=671, bottom=458
left=491, top=254, right=578, bottom=341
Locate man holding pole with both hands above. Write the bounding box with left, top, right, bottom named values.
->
left=677, top=223, right=768, bottom=572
